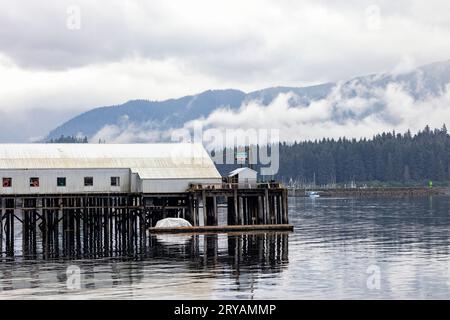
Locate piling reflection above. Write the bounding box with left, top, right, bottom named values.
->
left=148, top=232, right=289, bottom=272
left=0, top=232, right=289, bottom=297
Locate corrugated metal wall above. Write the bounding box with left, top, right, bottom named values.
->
left=237, top=169, right=257, bottom=183
left=0, top=168, right=131, bottom=194
left=0, top=169, right=223, bottom=194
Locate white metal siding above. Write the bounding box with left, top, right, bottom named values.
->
left=130, top=173, right=141, bottom=193
left=238, top=170, right=257, bottom=183
left=0, top=168, right=130, bottom=194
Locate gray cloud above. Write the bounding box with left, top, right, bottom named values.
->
left=0, top=108, right=77, bottom=142
left=1, top=0, right=450, bottom=141
left=2, top=0, right=450, bottom=78
left=89, top=79, right=450, bottom=146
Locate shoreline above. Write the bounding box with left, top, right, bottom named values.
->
left=288, top=187, right=450, bottom=197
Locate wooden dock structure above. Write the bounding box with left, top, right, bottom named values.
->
left=0, top=182, right=290, bottom=258
left=187, top=182, right=290, bottom=227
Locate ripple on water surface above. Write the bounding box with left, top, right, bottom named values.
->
left=1, top=196, right=450, bottom=299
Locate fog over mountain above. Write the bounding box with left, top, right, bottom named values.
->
left=3, top=1, right=450, bottom=142
left=45, top=59, right=450, bottom=144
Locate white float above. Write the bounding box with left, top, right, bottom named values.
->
left=155, top=217, right=192, bottom=228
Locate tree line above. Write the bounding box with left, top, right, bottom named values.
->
left=47, top=135, right=88, bottom=143
left=276, top=125, right=450, bottom=185
left=216, top=125, right=450, bottom=186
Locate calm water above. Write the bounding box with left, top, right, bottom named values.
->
left=1, top=196, right=450, bottom=299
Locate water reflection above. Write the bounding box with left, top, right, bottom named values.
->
left=149, top=233, right=289, bottom=271
left=2, top=196, right=450, bottom=299
left=0, top=232, right=289, bottom=299
left=290, top=196, right=450, bottom=256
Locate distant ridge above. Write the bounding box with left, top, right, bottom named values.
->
left=46, top=59, right=450, bottom=141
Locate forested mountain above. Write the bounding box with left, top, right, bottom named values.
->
left=46, top=60, right=450, bottom=142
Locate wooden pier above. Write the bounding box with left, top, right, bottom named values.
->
left=0, top=182, right=290, bottom=258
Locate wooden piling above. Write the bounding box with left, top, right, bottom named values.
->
left=238, top=196, right=244, bottom=225
left=227, top=196, right=235, bottom=225
left=257, top=196, right=264, bottom=225
left=202, top=190, right=207, bottom=226
left=283, top=189, right=289, bottom=224
left=276, top=195, right=281, bottom=224
left=0, top=209, right=3, bottom=256
left=22, top=209, right=29, bottom=255
left=264, top=189, right=269, bottom=225
left=235, top=196, right=240, bottom=225
left=213, top=196, right=217, bottom=226
left=4, top=198, right=15, bottom=256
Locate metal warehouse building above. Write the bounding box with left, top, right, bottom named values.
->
left=0, top=143, right=222, bottom=194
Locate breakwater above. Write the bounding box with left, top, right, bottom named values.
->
left=288, top=187, right=450, bottom=197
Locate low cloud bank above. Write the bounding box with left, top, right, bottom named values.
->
left=90, top=81, right=450, bottom=146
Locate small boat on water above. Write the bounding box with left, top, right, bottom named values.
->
left=306, top=191, right=320, bottom=198
left=155, top=218, right=192, bottom=228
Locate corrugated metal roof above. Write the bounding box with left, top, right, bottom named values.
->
left=0, top=143, right=221, bottom=180
left=132, top=167, right=220, bottom=179
left=228, top=167, right=256, bottom=177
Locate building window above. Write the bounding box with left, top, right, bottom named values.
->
left=57, top=177, right=66, bottom=187
left=2, top=178, right=12, bottom=188
left=84, top=176, right=93, bottom=186
left=111, top=176, right=120, bottom=186
left=30, top=177, right=40, bottom=187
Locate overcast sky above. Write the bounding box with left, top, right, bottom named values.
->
left=1, top=0, right=450, bottom=141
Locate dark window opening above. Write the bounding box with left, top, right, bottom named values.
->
left=84, top=176, right=93, bottom=186
left=30, top=177, right=40, bottom=187
left=57, top=177, right=66, bottom=187
left=111, top=176, right=120, bottom=186
left=2, top=177, right=12, bottom=188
